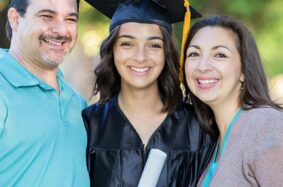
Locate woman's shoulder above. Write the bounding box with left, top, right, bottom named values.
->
left=242, top=106, right=283, bottom=123
left=241, top=106, right=283, bottom=144
left=241, top=107, right=283, bottom=159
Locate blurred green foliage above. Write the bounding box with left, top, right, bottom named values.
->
left=174, top=0, right=283, bottom=78
left=1, top=0, right=282, bottom=78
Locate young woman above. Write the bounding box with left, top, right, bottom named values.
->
left=184, top=15, right=283, bottom=186
left=83, top=0, right=216, bottom=186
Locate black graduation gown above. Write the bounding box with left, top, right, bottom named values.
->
left=82, top=97, right=216, bottom=187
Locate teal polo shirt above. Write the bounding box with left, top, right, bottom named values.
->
left=0, top=49, right=90, bottom=187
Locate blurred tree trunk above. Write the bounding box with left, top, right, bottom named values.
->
left=203, top=0, right=221, bottom=15
left=0, top=6, right=9, bottom=48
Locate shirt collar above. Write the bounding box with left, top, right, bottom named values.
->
left=0, top=48, right=64, bottom=89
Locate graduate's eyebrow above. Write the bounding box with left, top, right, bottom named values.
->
left=117, top=35, right=163, bottom=41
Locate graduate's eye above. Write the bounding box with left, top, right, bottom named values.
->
left=149, top=43, right=162, bottom=49
left=120, top=42, right=133, bottom=47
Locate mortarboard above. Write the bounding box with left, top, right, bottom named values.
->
left=85, top=0, right=200, bottom=33
left=86, top=0, right=200, bottom=81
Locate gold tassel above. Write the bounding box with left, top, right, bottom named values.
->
left=179, top=0, right=191, bottom=82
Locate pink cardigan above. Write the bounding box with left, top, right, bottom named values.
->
left=198, top=106, right=283, bottom=187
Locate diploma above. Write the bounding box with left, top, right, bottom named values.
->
left=137, top=149, right=167, bottom=187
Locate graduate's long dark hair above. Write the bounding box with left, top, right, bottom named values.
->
left=93, top=24, right=182, bottom=114
left=183, top=15, right=282, bottom=137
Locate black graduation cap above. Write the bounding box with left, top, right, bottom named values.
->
left=85, top=0, right=201, bottom=33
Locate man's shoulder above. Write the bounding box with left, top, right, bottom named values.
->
left=0, top=49, right=13, bottom=85
left=58, top=73, right=87, bottom=105
left=0, top=48, right=8, bottom=56
left=63, top=80, right=82, bottom=97
left=0, top=48, right=10, bottom=68
left=0, top=48, right=11, bottom=65
left=0, top=71, right=16, bottom=95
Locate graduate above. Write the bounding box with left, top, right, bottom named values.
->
left=83, top=0, right=216, bottom=186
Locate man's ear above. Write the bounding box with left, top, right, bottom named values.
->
left=7, top=8, right=21, bottom=32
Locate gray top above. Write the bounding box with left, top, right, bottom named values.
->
left=198, top=106, right=283, bottom=187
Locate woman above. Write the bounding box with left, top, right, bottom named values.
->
left=82, top=0, right=216, bottom=186
left=183, top=15, right=283, bottom=186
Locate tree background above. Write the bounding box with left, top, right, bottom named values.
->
left=1, top=0, right=283, bottom=104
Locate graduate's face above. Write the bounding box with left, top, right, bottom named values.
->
left=113, top=22, right=165, bottom=91
left=8, top=0, right=78, bottom=69
left=185, top=26, right=244, bottom=108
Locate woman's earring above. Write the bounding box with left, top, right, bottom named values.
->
left=187, top=94, right=193, bottom=105
left=240, top=80, right=245, bottom=90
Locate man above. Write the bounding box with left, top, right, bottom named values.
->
left=0, top=0, right=89, bottom=186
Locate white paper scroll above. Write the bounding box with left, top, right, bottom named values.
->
left=137, top=149, right=167, bottom=187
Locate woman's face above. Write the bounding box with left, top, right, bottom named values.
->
left=185, top=26, right=244, bottom=108
left=113, top=22, right=165, bottom=91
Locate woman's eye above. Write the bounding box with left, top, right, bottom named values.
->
left=215, top=53, right=227, bottom=58
left=187, top=52, right=199, bottom=57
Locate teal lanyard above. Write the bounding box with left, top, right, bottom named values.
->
left=202, top=107, right=243, bottom=187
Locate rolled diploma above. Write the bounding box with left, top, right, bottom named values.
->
left=137, top=149, right=167, bottom=187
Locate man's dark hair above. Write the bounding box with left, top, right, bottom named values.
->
left=5, top=0, right=80, bottom=41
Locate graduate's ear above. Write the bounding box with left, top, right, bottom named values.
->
left=7, top=8, right=21, bottom=32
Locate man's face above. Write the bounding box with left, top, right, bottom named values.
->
left=12, top=0, right=78, bottom=69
